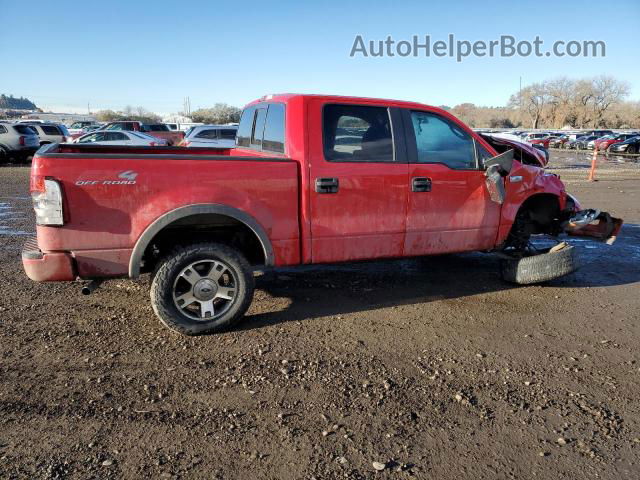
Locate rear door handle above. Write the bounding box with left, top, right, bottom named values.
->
left=315, top=177, right=339, bottom=194
left=412, top=177, right=432, bottom=192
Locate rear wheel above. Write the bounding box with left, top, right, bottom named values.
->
left=150, top=243, right=255, bottom=335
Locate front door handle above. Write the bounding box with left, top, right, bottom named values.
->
left=315, top=177, right=339, bottom=194
left=412, top=177, right=432, bottom=192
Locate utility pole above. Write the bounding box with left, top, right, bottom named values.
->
left=519, top=76, right=523, bottom=127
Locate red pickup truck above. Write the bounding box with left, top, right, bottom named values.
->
left=23, top=94, right=622, bottom=335
left=101, top=121, right=185, bottom=145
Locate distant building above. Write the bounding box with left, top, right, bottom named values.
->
left=18, top=112, right=97, bottom=124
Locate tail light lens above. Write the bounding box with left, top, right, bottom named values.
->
left=149, top=141, right=156, bottom=146
left=19, top=136, right=26, bottom=146
left=61, top=136, right=67, bottom=143
left=31, top=177, right=64, bottom=225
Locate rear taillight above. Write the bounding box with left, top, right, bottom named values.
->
left=61, top=136, right=67, bottom=143
left=149, top=141, right=156, bottom=146
left=19, top=136, right=26, bottom=146
left=31, top=177, right=64, bottom=226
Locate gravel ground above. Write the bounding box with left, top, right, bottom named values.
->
left=1, top=153, right=639, bottom=479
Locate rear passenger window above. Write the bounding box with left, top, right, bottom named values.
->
left=262, top=104, right=285, bottom=153
left=13, top=125, right=36, bottom=135
left=323, top=104, right=393, bottom=162
left=107, top=132, right=128, bottom=141
left=410, top=111, right=477, bottom=169
left=236, top=106, right=256, bottom=147
left=0, top=125, right=7, bottom=133
left=219, top=129, right=237, bottom=140
left=41, top=125, right=61, bottom=135
left=196, top=129, right=218, bottom=139
left=250, top=108, right=267, bottom=149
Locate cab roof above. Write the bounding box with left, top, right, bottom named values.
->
left=246, top=93, right=448, bottom=115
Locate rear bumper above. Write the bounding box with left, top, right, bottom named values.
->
left=22, top=237, right=76, bottom=281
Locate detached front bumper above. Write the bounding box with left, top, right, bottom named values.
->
left=22, top=237, right=76, bottom=282
left=564, top=209, right=623, bottom=245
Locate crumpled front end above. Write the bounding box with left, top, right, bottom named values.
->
left=561, top=194, right=623, bottom=245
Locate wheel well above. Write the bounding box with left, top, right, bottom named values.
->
left=517, top=193, right=562, bottom=231
left=140, top=213, right=267, bottom=274
left=506, top=194, right=562, bottom=249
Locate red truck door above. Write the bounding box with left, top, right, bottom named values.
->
left=308, top=101, right=409, bottom=263
left=402, top=109, right=501, bottom=255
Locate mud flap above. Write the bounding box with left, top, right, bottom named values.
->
left=563, top=209, right=623, bottom=245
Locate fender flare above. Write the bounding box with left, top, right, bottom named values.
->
left=128, top=203, right=275, bottom=277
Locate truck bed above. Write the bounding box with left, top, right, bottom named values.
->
left=32, top=143, right=301, bottom=277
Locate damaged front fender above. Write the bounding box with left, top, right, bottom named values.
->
left=563, top=209, right=623, bottom=245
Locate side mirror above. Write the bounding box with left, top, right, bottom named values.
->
left=485, top=164, right=507, bottom=204
left=483, top=149, right=514, bottom=176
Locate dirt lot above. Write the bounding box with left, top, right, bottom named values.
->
left=1, top=152, right=639, bottom=479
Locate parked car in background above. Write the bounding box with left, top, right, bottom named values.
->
left=592, top=134, right=615, bottom=150
left=548, top=134, right=572, bottom=148
left=68, top=124, right=103, bottom=141
left=67, top=121, right=97, bottom=136
left=182, top=125, right=238, bottom=147
left=609, top=136, right=640, bottom=154
left=571, top=135, right=599, bottom=150
left=100, top=121, right=185, bottom=145
left=596, top=133, right=639, bottom=151
left=25, top=123, right=69, bottom=145
left=567, top=136, right=586, bottom=149
left=74, top=130, right=169, bottom=146
left=584, top=129, right=614, bottom=138
left=529, top=135, right=558, bottom=149
left=0, top=123, right=40, bottom=162
left=522, top=132, right=550, bottom=142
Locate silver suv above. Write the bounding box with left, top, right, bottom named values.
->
left=0, top=123, right=40, bottom=163
left=23, top=123, right=69, bottom=145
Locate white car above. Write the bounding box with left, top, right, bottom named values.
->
left=183, top=125, right=238, bottom=148
left=74, top=130, right=168, bottom=146
left=522, top=132, right=550, bottom=142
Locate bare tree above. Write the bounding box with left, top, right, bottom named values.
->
left=509, top=82, right=549, bottom=128
left=590, top=76, right=630, bottom=127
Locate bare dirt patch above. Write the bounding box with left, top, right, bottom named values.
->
left=1, top=158, right=639, bottom=479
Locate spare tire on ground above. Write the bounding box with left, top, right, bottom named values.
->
left=500, top=242, right=580, bottom=285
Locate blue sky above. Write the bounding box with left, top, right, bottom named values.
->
left=1, top=0, right=638, bottom=115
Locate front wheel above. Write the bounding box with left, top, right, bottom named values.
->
left=150, top=243, right=255, bottom=335
left=500, top=243, right=579, bottom=285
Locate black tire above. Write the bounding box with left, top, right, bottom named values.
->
left=150, top=243, right=254, bottom=335
left=500, top=244, right=579, bottom=285
left=0, top=146, right=8, bottom=163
